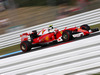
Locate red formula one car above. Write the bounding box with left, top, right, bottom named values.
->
left=20, top=24, right=99, bottom=52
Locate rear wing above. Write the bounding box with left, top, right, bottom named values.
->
left=20, top=33, right=31, bottom=42
left=20, top=33, right=30, bottom=37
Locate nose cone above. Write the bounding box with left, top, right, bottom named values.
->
left=83, top=30, right=89, bottom=35
left=77, top=28, right=89, bottom=35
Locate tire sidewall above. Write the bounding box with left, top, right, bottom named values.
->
left=80, top=25, right=90, bottom=31
left=20, top=41, right=31, bottom=52
left=62, top=30, right=72, bottom=41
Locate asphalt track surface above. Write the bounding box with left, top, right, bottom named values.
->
left=0, top=31, right=100, bottom=59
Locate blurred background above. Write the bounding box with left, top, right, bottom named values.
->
left=0, top=0, right=100, bottom=35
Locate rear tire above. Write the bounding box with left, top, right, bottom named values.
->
left=20, top=41, right=32, bottom=52
left=62, top=30, right=73, bottom=41
left=80, top=24, right=90, bottom=31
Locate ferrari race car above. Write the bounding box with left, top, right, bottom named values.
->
left=20, top=24, right=99, bottom=52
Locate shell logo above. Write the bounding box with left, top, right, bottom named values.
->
left=45, top=36, right=49, bottom=41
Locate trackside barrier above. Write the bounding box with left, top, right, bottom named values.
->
left=0, top=35, right=100, bottom=75
left=0, top=8, right=100, bottom=49
left=72, top=68, right=100, bottom=75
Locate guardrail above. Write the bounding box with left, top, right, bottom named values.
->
left=0, top=35, right=100, bottom=75
left=0, top=8, right=100, bottom=49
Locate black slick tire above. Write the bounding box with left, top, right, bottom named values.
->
left=20, top=41, right=32, bottom=52
left=62, top=30, right=72, bottom=41
left=80, top=24, right=90, bottom=31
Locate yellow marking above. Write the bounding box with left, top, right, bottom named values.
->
left=78, top=28, right=85, bottom=32
left=60, top=31, right=63, bottom=34
left=78, top=28, right=81, bottom=30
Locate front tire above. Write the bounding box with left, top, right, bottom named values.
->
left=62, top=30, right=73, bottom=41
left=20, top=41, right=32, bottom=52
left=80, top=24, right=90, bottom=31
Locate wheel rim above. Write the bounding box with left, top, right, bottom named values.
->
left=21, top=44, right=26, bottom=51
left=63, top=34, right=68, bottom=40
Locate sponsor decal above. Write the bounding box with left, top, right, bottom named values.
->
left=57, top=36, right=63, bottom=42
left=42, top=29, right=46, bottom=34
left=73, top=33, right=84, bottom=37
left=42, top=30, right=45, bottom=34
left=45, top=36, right=49, bottom=41
left=78, top=28, right=85, bottom=32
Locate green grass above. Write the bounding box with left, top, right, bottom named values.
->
left=0, top=44, right=20, bottom=55
left=0, top=24, right=100, bottom=55
left=92, top=72, right=100, bottom=75
left=90, top=24, right=100, bottom=29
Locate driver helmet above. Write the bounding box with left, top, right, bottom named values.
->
left=48, top=25, right=53, bottom=32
